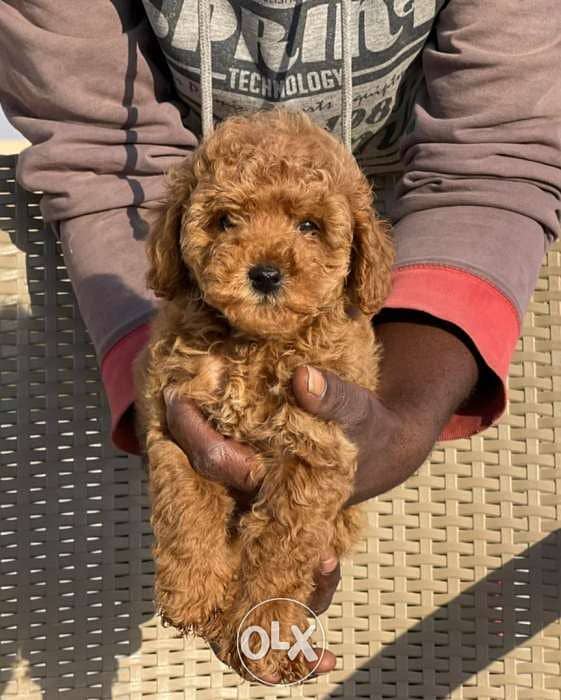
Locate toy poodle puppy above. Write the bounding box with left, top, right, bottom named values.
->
left=133, top=109, right=393, bottom=684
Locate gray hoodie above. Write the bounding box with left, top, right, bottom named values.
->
left=1, top=1, right=559, bottom=453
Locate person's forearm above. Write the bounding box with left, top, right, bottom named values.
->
left=374, top=309, right=481, bottom=439
left=0, top=1, right=193, bottom=361
left=342, top=311, right=484, bottom=505
left=0, top=1, right=201, bottom=454
left=392, top=1, right=559, bottom=311
left=377, top=0, right=560, bottom=450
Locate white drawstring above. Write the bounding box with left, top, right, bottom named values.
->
left=341, top=0, right=353, bottom=151
left=197, top=0, right=214, bottom=140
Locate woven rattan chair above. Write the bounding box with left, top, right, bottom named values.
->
left=1, top=151, right=561, bottom=699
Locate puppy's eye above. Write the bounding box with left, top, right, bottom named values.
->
left=298, top=220, right=320, bottom=234
left=218, top=214, right=235, bottom=231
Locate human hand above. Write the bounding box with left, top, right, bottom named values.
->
left=290, top=312, right=482, bottom=506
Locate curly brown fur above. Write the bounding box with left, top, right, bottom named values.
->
left=133, top=109, right=393, bottom=683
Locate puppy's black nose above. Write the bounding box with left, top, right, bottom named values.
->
left=248, top=264, right=283, bottom=294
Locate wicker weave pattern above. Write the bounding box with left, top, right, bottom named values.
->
left=1, top=153, right=560, bottom=699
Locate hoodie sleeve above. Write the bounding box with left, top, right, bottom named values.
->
left=0, top=1, right=199, bottom=453
left=382, top=0, right=561, bottom=440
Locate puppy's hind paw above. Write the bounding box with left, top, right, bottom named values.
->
left=158, top=604, right=224, bottom=641
left=154, top=580, right=226, bottom=640
left=218, top=597, right=321, bottom=685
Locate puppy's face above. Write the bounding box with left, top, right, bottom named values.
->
left=184, top=176, right=354, bottom=338
left=147, top=111, right=393, bottom=339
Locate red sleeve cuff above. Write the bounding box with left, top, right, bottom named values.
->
left=100, top=322, right=152, bottom=455
left=383, top=264, right=520, bottom=441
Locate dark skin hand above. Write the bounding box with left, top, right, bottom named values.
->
left=162, top=310, right=488, bottom=679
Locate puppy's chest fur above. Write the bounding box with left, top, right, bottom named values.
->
left=145, top=299, right=380, bottom=455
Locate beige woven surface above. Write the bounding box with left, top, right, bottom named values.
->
left=1, top=152, right=560, bottom=699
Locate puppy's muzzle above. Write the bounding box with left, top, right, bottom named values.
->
left=248, top=264, right=283, bottom=295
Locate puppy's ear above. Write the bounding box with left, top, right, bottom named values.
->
left=146, top=162, right=196, bottom=300
left=346, top=194, right=394, bottom=316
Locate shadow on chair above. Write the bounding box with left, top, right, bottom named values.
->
left=327, top=530, right=561, bottom=698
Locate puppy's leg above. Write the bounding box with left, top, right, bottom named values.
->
left=147, top=437, right=237, bottom=640
left=219, top=433, right=360, bottom=683
left=331, top=504, right=365, bottom=558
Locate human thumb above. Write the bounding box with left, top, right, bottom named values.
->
left=291, top=365, right=371, bottom=430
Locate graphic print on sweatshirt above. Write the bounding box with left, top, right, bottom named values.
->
left=142, top=0, right=445, bottom=174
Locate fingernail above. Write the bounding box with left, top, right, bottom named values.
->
left=163, top=385, right=175, bottom=405
left=306, top=366, right=326, bottom=398
left=319, top=556, right=338, bottom=575
left=261, top=672, right=281, bottom=684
